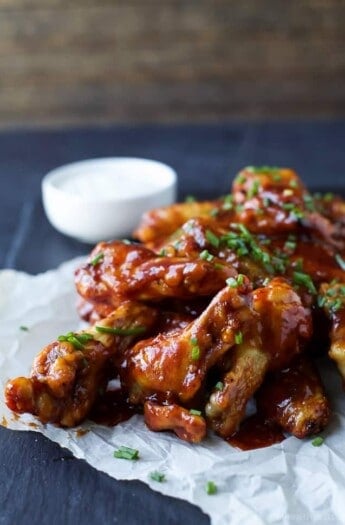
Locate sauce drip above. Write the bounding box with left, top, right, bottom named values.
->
left=227, top=413, right=285, bottom=451
left=89, top=388, right=138, bottom=426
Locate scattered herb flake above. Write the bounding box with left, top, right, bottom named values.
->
left=19, top=325, right=29, bottom=331
left=205, top=481, right=217, bottom=495
left=190, top=337, right=200, bottom=360
left=185, top=195, right=196, bottom=203
left=114, top=446, right=139, bottom=460
left=150, top=471, right=165, bottom=482
left=189, top=409, right=202, bottom=416
left=293, top=271, right=317, bottom=294
left=90, top=252, right=104, bottom=266
left=200, top=249, right=214, bottom=262
left=205, top=230, right=220, bottom=248
left=311, top=436, right=324, bottom=447
left=95, top=325, right=146, bottom=336
left=235, top=331, right=243, bottom=345
left=215, top=381, right=224, bottom=391
left=335, top=254, right=345, bottom=271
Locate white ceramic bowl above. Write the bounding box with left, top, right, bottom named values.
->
left=42, top=157, right=177, bottom=244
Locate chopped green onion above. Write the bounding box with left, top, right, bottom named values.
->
left=323, top=192, right=334, bottom=202
left=90, top=252, right=104, bottom=266
left=214, top=263, right=225, bottom=270
left=65, top=335, right=84, bottom=350
left=189, top=409, right=202, bottom=416
left=205, top=230, right=220, bottom=248
left=235, top=174, right=247, bottom=184
left=75, top=333, right=93, bottom=344
left=289, top=179, right=298, bottom=188
left=159, top=248, right=167, bottom=256
left=190, top=337, right=200, bottom=360
left=311, top=436, right=324, bottom=447
left=200, top=250, right=214, bottom=262
left=293, top=271, right=317, bottom=294
left=58, top=332, right=92, bottom=350
left=114, top=446, right=139, bottom=460
left=205, top=481, right=217, bottom=495
left=185, top=195, right=196, bottom=203
left=226, top=277, right=238, bottom=288
left=235, top=331, right=243, bottom=345
left=226, top=274, right=245, bottom=288
left=210, top=208, right=219, bottom=217
left=95, top=325, right=146, bottom=336
left=284, top=240, right=296, bottom=252
left=150, top=471, right=165, bottom=482
left=247, top=166, right=282, bottom=181
left=215, top=381, right=224, bottom=391
left=19, top=325, right=29, bottom=331
left=335, top=254, right=345, bottom=271
left=248, top=180, right=260, bottom=198
left=303, top=194, right=316, bottom=212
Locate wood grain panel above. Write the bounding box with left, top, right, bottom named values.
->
left=0, top=0, right=344, bottom=127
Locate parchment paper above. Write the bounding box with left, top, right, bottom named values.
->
left=0, top=259, right=344, bottom=525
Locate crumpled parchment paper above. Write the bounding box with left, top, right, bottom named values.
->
left=0, top=259, right=344, bottom=525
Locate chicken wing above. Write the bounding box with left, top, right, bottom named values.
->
left=5, top=302, right=157, bottom=426
left=256, top=355, right=330, bottom=438
left=205, top=278, right=312, bottom=437
left=75, top=240, right=236, bottom=308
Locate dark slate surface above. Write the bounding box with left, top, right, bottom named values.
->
left=0, top=120, right=344, bottom=525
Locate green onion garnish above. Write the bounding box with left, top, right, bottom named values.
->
left=185, top=195, right=196, bottom=203
left=226, top=274, right=245, bottom=288
left=190, top=337, right=200, bottom=360
left=90, top=252, right=104, bottom=266
left=159, top=248, right=167, bottom=256
left=150, top=471, right=165, bottom=482
left=19, top=325, right=29, bottom=331
left=205, top=481, right=217, bottom=495
left=57, top=332, right=93, bottom=350
left=189, top=409, right=202, bottom=416
left=293, top=271, right=317, bottom=294
left=248, top=179, right=260, bottom=198
left=215, top=381, right=224, bottom=391
left=311, top=436, right=324, bottom=447
left=323, top=192, right=334, bottom=202
left=235, top=331, right=243, bottom=345
left=95, top=325, right=146, bottom=336
left=200, top=250, right=214, bottom=262
left=205, top=230, right=220, bottom=248
left=114, top=446, right=139, bottom=460
left=235, top=174, right=247, bottom=184
left=335, top=254, right=345, bottom=271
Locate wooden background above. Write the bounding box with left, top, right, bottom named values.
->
left=0, top=0, right=344, bottom=128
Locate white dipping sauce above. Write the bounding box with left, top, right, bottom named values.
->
left=42, top=157, right=177, bottom=243
left=56, top=160, right=168, bottom=201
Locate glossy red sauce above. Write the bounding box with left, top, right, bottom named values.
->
left=227, top=413, right=285, bottom=450
left=89, top=388, right=138, bottom=426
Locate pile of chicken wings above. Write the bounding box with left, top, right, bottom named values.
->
left=5, top=167, right=345, bottom=446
